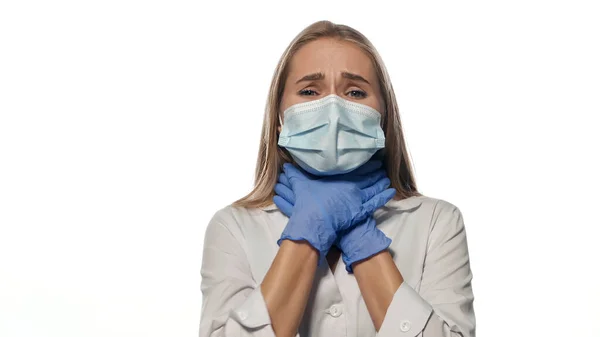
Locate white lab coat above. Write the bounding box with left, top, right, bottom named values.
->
left=199, top=195, right=476, bottom=337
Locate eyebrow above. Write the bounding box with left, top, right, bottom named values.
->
left=295, top=71, right=370, bottom=85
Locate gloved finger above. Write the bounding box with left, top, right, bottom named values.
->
left=352, top=169, right=388, bottom=189
left=360, top=177, right=391, bottom=202
left=282, top=163, right=311, bottom=183
left=274, top=182, right=296, bottom=205
left=273, top=195, right=294, bottom=217
left=346, top=159, right=382, bottom=177
left=278, top=171, right=291, bottom=189
left=360, top=188, right=396, bottom=217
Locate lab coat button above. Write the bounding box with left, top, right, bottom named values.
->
left=329, top=304, right=342, bottom=317
left=400, top=320, right=411, bottom=332
left=238, top=310, right=248, bottom=320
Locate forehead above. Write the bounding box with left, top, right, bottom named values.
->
left=288, top=38, right=376, bottom=80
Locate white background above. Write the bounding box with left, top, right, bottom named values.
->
left=1, top=1, right=599, bottom=336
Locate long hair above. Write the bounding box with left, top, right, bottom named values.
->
left=233, top=20, right=421, bottom=208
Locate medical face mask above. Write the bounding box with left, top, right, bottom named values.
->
left=278, top=94, right=386, bottom=176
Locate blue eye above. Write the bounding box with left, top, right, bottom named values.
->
left=348, top=90, right=367, bottom=98
left=299, top=89, right=318, bottom=96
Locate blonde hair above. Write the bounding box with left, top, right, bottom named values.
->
left=233, top=20, right=421, bottom=208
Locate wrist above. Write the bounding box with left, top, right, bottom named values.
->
left=339, top=226, right=391, bottom=273
left=278, top=239, right=319, bottom=261
left=278, top=217, right=337, bottom=262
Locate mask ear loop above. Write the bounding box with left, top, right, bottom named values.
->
left=375, top=109, right=387, bottom=168
left=277, top=112, right=297, bottom=168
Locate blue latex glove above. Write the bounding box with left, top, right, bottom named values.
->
left=274, top=164, right=393, bottom=273
left=273, top=160, right=395, bottom=266
left=335, top=217, right=391, bottom=273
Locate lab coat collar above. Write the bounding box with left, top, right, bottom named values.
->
left=261, top=195, right=423, bottom=212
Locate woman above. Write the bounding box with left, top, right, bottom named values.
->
left=199, top=20, right=475, bottom=337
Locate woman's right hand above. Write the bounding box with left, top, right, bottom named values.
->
left=275, top=161, right=396, bottom=263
